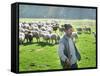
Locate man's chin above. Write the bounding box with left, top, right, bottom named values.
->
left=67, top=35, right=71, bottom=37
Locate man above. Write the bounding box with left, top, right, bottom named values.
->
left=58, top=24, right=81, bottom=69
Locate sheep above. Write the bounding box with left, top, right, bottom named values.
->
left=19, top=32, right=25, bottom=44
left=24, top=23, right=30, bottom=29
left=91, top=32, right=96, bottom=43
left=24, top=29, right=30, bottom=33
left=42, top=33, right=51, bottom=43
left=83, top=27, right=91, bottom=34
left=40, top=31, right=51, bottom=43
left=21, top=23, right=29, bottom=29
left=39, top=30, right=49, bottom=36
left=51, top=21, right=59, bottom=32
left=40, top=27, right=47, bottom=31
left=52, top=25, right=59, bottom=32
left=46, top=27, right=53, bottom=34
left=37, top=21, right=43, bottom=29
left=51, top=33, right=60, bottom=44
left=43, top=24, right=48, bottom=28
left=71, top=32, right=78, bottom=43
left=28, top=32, right=33, bottom=43
left=31, top=23, right=38, bottom=28
left=28, top=23, right=34, bottom=30
left=19, top=23, right=23, bottom=28
left=32, top=30, right=40, bottom=42
left=76, top=28, right=82, bottom=31
left=33, top=26, right=39, bottom=31
left=24, top=31, right=33, bottom=43
left=76, top=28, right=83, bottom=34
left=92, top=32, right=96, bottom=38
left=19, top=27, right=25, bottom=33
left=59, top=27, right=64, bottom=32
left=59, top=26, right=64, bottom=35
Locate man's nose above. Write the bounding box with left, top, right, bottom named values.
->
left=71, top=30, right=72, bottom=32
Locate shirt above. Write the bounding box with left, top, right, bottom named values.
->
left=68, top=38, right=77, bottom=65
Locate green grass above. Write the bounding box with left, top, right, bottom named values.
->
left=76, top=33, right=96, bottom=68
left=19, top=41, right=62, bottom=71
left=19, top=18, right=96, bottom=71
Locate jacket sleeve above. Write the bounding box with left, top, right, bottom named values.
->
left=75, top=45, right=81, bottom=61
left=58, top=43, right=68, bottom=62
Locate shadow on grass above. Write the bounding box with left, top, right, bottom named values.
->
left=30, top=62, right=50, bottom=67
left=22, top=41, right=58, bottom=47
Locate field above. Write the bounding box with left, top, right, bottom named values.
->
left=19, top=18, right=96, bottom=72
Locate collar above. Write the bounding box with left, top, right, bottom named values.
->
left=63, top=34, right=70, bottom=40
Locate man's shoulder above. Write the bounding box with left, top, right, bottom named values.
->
left=59, top=37, right=65, bottom=43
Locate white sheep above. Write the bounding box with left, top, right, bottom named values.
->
left=47, top=27, right=53, bottom=33
left=42, top=33, right=51, bottom=43
left=19, top=27, right=25, bottom=32
left=32, top=30, right=40, bottom=42
left=19, top=32, right=25, bottom=44
left=40, top=27, right=47, bottom=31
left=71, top=32, right=78, bottom=43
left=51, top=33, right=60, bottom=44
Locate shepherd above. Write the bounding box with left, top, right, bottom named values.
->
left=58, top=24, right=81, bottom=69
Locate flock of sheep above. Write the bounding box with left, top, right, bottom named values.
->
left=76, top=27, right=96, bottom=38
left=19, top=20, right=96, bottom=45
left=19, top=21, right=61, bottom=44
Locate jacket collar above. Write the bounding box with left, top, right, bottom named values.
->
left=63, top=34, right=70, bottom=40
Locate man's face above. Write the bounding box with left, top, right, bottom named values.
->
left=65, top=28, right=73, bottom=37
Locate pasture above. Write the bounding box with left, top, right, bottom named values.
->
left=19, top=18, right=96, bottom=71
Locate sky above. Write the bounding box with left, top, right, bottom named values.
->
left=19, top=4, right=96, bottom=19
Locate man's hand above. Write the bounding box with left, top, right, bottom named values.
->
left=65, top=59, right=71, bottom=67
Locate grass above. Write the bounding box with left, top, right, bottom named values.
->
left=19, top=18, right=96, bottom=71
left=76, top=33, right=96, bottom=68
left=19, top=41, right=62, bottom=71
